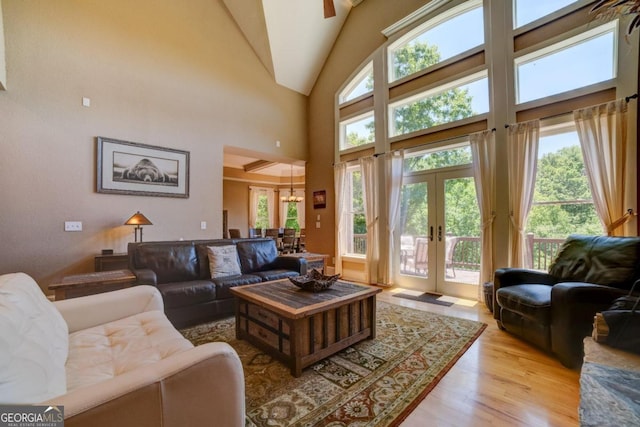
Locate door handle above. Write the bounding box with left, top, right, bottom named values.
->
left=438, top=226, right=442, bottom=242
left=429, top=226, right=434, bottom=241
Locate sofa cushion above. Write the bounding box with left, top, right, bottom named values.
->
left=0, top=273, right=69, bottom=403
left=207, top=245, right=241, bottom=278
left=548, top=235, right=640, bottom=289
left=65, top=310, right=193, bottom=392
left=251, top=269, right=300, bottom=282
left=133, top=244, right=199, bottom=284
left=157, top=280, right=217, bottom=309
left=236, top=239, right=278, bottom=273
left=496, top=284, right=552, bottom=324
left=211, top=274, right=262, bottom=299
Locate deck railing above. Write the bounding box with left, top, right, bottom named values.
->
left=352, top=233, right=567, bottom=272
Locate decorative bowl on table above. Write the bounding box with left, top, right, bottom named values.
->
left=289, top=269, right=341, bottom=292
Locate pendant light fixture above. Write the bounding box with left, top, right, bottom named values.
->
left=281, top=165, right=303, bottom=203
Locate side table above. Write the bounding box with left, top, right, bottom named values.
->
left=95, top=253, right=129, bottom=272
left=49, top=269, right=137, bottom=300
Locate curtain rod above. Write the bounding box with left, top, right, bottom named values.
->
left=369, top=127, right=497, bottom=158
left=504, top=93, right=639, bottom=128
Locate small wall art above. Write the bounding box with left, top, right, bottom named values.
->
left=313, top=190, right=326, bottom=209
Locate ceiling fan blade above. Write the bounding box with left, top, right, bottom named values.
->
left=324, top=0, right=336, bottom=18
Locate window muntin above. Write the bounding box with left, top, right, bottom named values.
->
left=389, top=71, right=489, bottom=137
left=404, top=144, right=472, bottom=173
left=526, top=123, right=600, bottom=239
left=388, top=1, right=484, bottom=82
left=515, top=22, right=617, bottom=104
left=513, top=0, right=578, bottom=29
left=339, top=62, right=374, bottom=104
left=340, top=112, right=375, bottom=150
left=344, top=167, right=366, bottom=256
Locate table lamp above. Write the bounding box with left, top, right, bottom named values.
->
left=124, top=211, right=153, bottom=242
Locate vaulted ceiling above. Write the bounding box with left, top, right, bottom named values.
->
left=222, top=0, right=366, bottom=95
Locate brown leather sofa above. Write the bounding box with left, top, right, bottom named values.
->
left=493, top=234, right=640, bottom=368
left=128, top=238, right=306, bottom=328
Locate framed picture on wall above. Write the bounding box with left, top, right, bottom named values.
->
left=96, top=137, right=190, bottom=198
left=313, top=190, right=326, bottom=209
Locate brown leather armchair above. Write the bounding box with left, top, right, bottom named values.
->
left=493, top=234, right=640, bottom=368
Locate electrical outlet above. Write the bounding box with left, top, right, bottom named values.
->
left=201, top=221, right=207, bottom=230
left=64, top=221, right=82, bottom=232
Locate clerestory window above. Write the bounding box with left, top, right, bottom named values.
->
left=388, top=0, right=484, bottom=83
left=389, top=71, right=489, bottom=137
left=515, top=21, right=617, bottom=104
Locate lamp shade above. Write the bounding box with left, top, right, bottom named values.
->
left=124, top=211, right=153, bottom=226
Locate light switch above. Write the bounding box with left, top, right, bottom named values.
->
left=82, top=97, right=91, bottom=107
left=201, top=221, right=207, bottom=230
left=315, top=221, right=321, bottom=228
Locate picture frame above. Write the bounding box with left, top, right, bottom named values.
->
left=313, top=190, right=326, bottom=209
left=96, top=137, right=190, bottom=198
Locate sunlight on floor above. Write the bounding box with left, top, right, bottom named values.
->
left=388, top=287, right=478, bottom=307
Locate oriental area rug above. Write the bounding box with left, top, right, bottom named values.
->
left=180, top=301, right=486, bottom=427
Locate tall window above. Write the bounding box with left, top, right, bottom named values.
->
left=388, top=0, right=484, bottom=82
left=526, top=122, right=600, bottom=268
left=284, top=203, right=300, bottom=230
left=345, top=166, right=366, bottom=255
left=254, top=191, right=270, bottom=229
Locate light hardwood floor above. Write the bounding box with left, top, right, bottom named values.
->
left=377, top=290, right=580, bottom=427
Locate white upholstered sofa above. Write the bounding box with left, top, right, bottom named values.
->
left=0, top=272, right=245, bottom=427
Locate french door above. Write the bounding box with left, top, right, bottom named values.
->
left=394, top=167, right=481, bottom=299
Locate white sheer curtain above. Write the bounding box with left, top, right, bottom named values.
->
left=360, top=156, right=378, bottom=284
left=248, top=186, right=260, bottom=227
left=267, top=189, right=275, bottom=228
left=380, top=150, right=404, bottom=285
left=470, top=130, right=496, bottom=302
left=334, top=162, right=348, bottom=275
left=574, top=99, right=631, bottom=236
left=295, top=190, right=306, bottom=229
left=507, top=120, right=539, bottom=268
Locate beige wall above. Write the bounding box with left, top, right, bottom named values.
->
left=0, top=0, right=307, bottom=291
left=0, top=1, right=5, bottom=90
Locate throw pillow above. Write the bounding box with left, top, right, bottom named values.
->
left=207, top=245, right=242, bottom=278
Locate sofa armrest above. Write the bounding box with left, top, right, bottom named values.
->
left=54, top=285, right=164, bottom=333
left=131, top=268, right=158, bottom=286
left=550, top=282, right=628, bottom=368
left=271, top=256, right=307, bottom=275
left=493, top=268, right=556, bottom=319
left=42, top=342, right=245, bottom=427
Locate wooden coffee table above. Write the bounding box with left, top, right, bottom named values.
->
left=230, top=279, right=381, bottom=377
